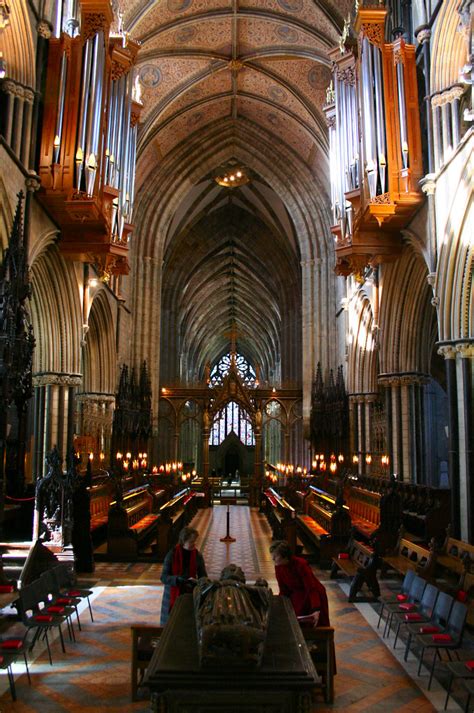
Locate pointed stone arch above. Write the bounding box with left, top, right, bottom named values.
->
left=379, top=251, right=436, bottom=375
left=346, top=290, right=378, bottom=395
left=30, top=245, right=82, bottom=376
left=82, top=289, right=117, bottom=394
left=131, top=118, right=338, bottom=427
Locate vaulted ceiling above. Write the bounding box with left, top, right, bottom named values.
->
left=122, top=0, right=345, bottom=382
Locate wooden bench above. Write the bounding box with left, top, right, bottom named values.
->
left=89, top=483, right=112, bottom=533
left=437, top=528, right=474, bottom=578
left=297, top=486, right=351, bottom=566
left=131, top=624, right=163, bottom=701
left=358, top=477, right=450, bottom=543
left=302, top=626, right=336, bottom=704
left=347, top=487, right=380, bottom=540
left=263, top=487, right=297, bottom=552
left=381, top=532, right=436, bottom=580
left=330, top=534, right=381, bottom=601
left=155, top=488, right=198, bottom=559
left=107, top=487, right=159, bottom=558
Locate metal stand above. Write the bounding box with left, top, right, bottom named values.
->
left=220, top=502, right=236, bottom=543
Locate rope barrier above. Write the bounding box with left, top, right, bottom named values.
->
left=5, top=495, right=35, bottom=502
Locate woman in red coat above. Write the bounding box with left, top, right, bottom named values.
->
left=270, top=540, right=330, bottom=627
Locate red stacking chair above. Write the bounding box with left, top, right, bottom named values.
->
left=17, top=580, right=70, bottom=665
left=52, top=564, right=95, bottom=623
left=403, top=590, right=454, bottom=662
left=411, top=600, right=468, bottom=689
left=382, top=574, right=427, bottom=638
left=377, top=569, right=416, bottom=629
left=0, top=651, right=19, bottom=701
left=390, top=583, right=439, bottom=648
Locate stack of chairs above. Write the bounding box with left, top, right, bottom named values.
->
left=377, top=574, right=469, bottom=692
left=0, top=563, right=96, bottom=700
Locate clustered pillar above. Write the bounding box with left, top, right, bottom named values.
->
left=438, top=344, right=473, bottom=541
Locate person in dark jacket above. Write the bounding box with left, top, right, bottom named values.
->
left=160, top=526, right=207, bottom=625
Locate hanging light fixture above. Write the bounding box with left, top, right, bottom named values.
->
left=214, top=165, right=250, bottom=188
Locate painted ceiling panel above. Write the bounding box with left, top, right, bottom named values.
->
left=137, top=57, right=213, bottom=123
left=141, top=17, right=234, bottom=53
left=153, top=69, right=232, bottom=128
left=238, top=67, right=318, bottom=129
left=154, top=99, right=232, bottom=157
left=238, top=97, right=314, bottom=163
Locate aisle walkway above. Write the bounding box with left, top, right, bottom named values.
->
left=0, top=506, right=460, bottom=711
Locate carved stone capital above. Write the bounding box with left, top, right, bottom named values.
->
left=415, top=25, right=431, bottom=44
left=378, top=375, right=401, bottom=387
left=300, top=259, right=315, bottom=268
left=437, top=345, right=457, bottom=360
left=399, top=374, right=429, bottom=386
left=426, top=272, right=436, bottom=287
left=432, top=85, right=466, bottom=107
left=37, top=20, right=52, bottom=39
left=23, top=88, right=35, bottom=104
left=419, top=174, right=436, bottom=195
left=25, top=172, right=41, bottom=192
left=455, top=342, right=474, bottom=358
left=33, top=372, right=83, bottom=387
left=1, top=80, right=17, bottom=95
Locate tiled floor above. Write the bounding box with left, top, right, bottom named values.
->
left=0, top=506, right=470, bottom=712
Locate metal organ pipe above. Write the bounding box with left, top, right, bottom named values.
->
left=373, top=46, right=387, bottom=193
left=84, top=34, right=99, bottom=194
left=53, top=53, right=68, bottom=163
left=90, top=32, right=106, bottom=191
left=361, top=38, right=378, bottom=199
left=113, top=74, right=126, bottom=190
left=76, top=39, right=92, bottom=191
left=127, top=124, right=137, bottom=224
left=396, top=61, right=409, bottom=169
left=334, top=75, right=345, bottom=227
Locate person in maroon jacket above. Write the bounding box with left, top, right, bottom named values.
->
left=270, top=540, right=330, bottom=627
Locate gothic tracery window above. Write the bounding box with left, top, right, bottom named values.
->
left=209, top=401, right=255, bottom=446
left=209, top=352, right=256, bottom=387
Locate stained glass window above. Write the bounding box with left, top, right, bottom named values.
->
left=209, top=401, right=255, bottom=446
left=209, top=352, right=256, bottom=387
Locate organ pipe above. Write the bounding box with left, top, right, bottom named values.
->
left=37, top=0, right=142, bottom=278
left=327, top=5, right=423, bottom=278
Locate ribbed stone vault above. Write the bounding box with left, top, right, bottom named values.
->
left=160, top=194, right=302, bottom=385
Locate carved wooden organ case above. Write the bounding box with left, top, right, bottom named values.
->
left=325, top=6, right=423, bottom=279
left=37, top=0, right=142, bottom=278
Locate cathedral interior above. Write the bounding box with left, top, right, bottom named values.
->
left=0, top=0, right=473, bottom=710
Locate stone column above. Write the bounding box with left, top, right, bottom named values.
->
left=21, top=89, right=35, bottom=168
left=432, top=102, right=441, bottom=171
left=362, top=394, right=378, bottom=475
left=357, top=397, right=364, bottom=475
left=12, top=87, right=25, bottom=158
left=348, top=396, right=356, bottom=458
left=2, top=80, right=16, bottom=146
left=202, top=408, right=210, bottom=479
left=388, top=377, right=402, bottom=479
left=415, top=26, right=434, bottom=172
left=438, top=345, right=460, bottom=536
left=32, top=373, right=82, bottom=478
left=455, top=343, right=473, bottom=541
left=300, top=259, right=314, bottom=435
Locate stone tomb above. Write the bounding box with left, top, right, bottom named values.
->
left=145, top=593, right=320, bottom=713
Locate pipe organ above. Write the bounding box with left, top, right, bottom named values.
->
left=37, top=0, right=142, bottom=279
left=325, top=6, right=423, bottom=279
